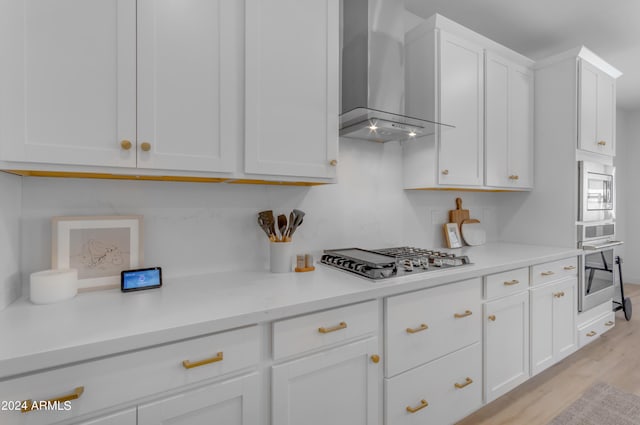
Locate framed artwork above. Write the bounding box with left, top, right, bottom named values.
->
left=443, top=222, right=463, bottom=249
left=52, top=215, right=143, bottom=291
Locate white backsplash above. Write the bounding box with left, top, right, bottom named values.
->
left=19, top=139, right=503, bottom=286
left=0, top=172, right=22, bottom=309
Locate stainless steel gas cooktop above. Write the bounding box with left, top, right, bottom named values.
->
left=320, top=247, right=471, bottom=280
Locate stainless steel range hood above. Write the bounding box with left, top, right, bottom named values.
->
left=341, top=0, right=453, bottom=142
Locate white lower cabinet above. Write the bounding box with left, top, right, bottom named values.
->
left=484, top=291, right=530, bottom=403
left=272, top=337, right=380, bottom=425
left=77, top=409, right=136, bottom=425
left=138, top=373, right=259, bottom=425
left=385, top=343, right=482, bottom=425
left=530, top=277, right=578, bottom=376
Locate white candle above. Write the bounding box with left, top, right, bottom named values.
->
left=30, top=269, right=78, bottom=304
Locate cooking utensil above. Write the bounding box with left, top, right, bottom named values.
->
left=288, top=210, right=305, bottom=239
left=258, top=210, right=277, bottom=241
left=449, top=198, right=470, bottom=234
left=277, top=214, right=288, bottom=242
left=461, top=219, right=486, bottom=246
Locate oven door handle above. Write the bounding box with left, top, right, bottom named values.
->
left=582, top=241, right=624, bottom=250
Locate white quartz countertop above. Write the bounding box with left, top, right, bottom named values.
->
left=0, top=242, right=580, bottom=380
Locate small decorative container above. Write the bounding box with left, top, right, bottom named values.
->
left=270, top=242, right=293, bottom=273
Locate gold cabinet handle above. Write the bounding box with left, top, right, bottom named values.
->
left=605, top=321, right=614, bottom=327
left=406, top=323, right=429, bottom=334
left=564, top=265, right=576, bottom=271
left=504, top=279, right=520, bottom=286
left=318, top=321, right=347, bottom=334
left=140, top=142, right=152, bottom=152
left=598, top=140, right=607, bottom=146
left=508, top=175, right=520, bottom=180
left=22, top=386, right=84, bottom=413
left=442, top=169, right=449, bottom=175
left=454, top=310, right=473, bottom=319
left=586, top=331, right=597, bottom=337
left=182, top=351, right=223, bottom=369
left=454, top=377, right=474, bottom=389
left=406, top=399, right=429, bottom=413
left=541, top=271, right=555, bottom=276
left=553, top=291, right=565, bottom=298
left=329, top=159, right=338, bottom=166
left=120, top=140, right=132, bottom=150
left=488, top=315, right=496, bottom=322
left=371, top=354, right=380, bottom=364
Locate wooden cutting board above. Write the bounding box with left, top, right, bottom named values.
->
left=449, top=197, right=470, bottom=232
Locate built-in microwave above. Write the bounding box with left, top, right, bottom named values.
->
left=578, top=161, right=615, bottom=222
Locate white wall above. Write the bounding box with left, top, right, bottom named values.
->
left=19, top=139, right=502, bottom=288
left=616, top=108, right=640, bottom=282
left=0, top=172, right=22, bottom=310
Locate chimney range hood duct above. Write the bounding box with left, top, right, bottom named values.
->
left=340, top=0, right=453, bottom=142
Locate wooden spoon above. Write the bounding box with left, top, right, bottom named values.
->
left=277, top=214, right=288, bottom=242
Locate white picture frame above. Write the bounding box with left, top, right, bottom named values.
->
left=443, top=223, right=463, bottom=249
left=52, top=215, right=143, bottom=291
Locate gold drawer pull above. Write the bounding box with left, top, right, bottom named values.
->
left=442, top=169, right=449, bottom=175
left=120, top=139, right=132, bottom=150
left=553, top=291, right=565, bottom=298
left=508, top=175, right=519, bottom=180
left=454, top=377, right=474, bottom=389
left=488, top=315, right=496, bottom=322
left=22, top=386, right=84, bottom=413
left=563, top=265, right=576, bottom=271
left=318, top=321, right=347, bottom=334
left=406, top=323, right=429, bottom=334
left=329, top=159, right=338, bottom=166
left=504, top=279, right=520, bottom=286
left=371, top=354, right=380, bottom=364
left=598, top=140, right=607, bottom=146
left=605, top=321, right=614, bottom=327
left=406, top=399, right=429, bottom=413
left=541, top=271, right=555, bottom=276
left=586, top=331, right=597, bottom=337
left=182, top=351, right=224, bottom=369
left=454, top=310, right=473, bottom=319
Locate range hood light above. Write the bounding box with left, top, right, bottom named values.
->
left=408, top=130, right=417, bottom=137
left=368, top=122, right=379, bottom=131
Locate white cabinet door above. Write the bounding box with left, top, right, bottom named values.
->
left=485, top=52, right=533, bottom=189
left=553, top=278, right=578, bottom=361
left=579, top=60, right=615, bottom=156
left=136, top=0, right=239, bottom=173
left=438, top=31, right=484, bottom=186
left=484, top=291, right=529, bottom=402
left=245, top=0, right=339, bottom=179
left=0, top=0, right=136, bottom=167
left=531, top=277, right=577, bottom=376
left=78, top=408, right=136, bottom=425
left=272, top=337, right=380, bottom=425
left=530, top=282, right=555, bottom=376
left=138, top=373, right=259, bottom=425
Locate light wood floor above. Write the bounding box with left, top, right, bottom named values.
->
left=458, top=284, right=640, bottom=425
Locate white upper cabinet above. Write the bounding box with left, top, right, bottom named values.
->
left=0, top=0, right=136, bottom=168
left=485, top=52, right=534, bottom=189
left=579, top=59, right=616, bottom=156
left=438, top=31, right=484, bottom=187
left=244, top=0, right=339, bottom=179
left=404, top=14, right=533, bottom=190
left=136, top=0, right=240, bottom=173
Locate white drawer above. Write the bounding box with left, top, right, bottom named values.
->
left=484, top=267, right=529, bottom=300
left=0, top=326, right=259, bottom=425
left=272, top=300, right=378, bottom=360
left=385, top=278, right=482, bottom=377
left=385, top=343, right=482, bottom=425
left=578, top=311, right=615, bottom=348
left=531, top=257, right=578, bottom=286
